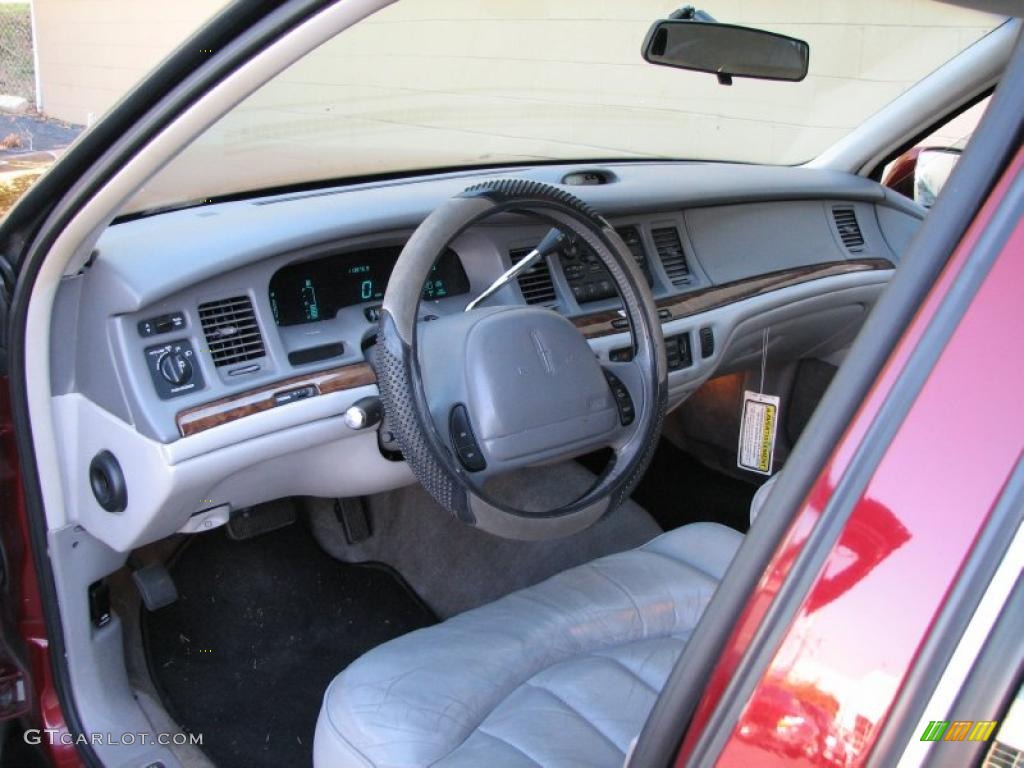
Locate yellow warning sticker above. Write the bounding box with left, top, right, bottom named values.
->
left=738, top=391, right=780, bottom=475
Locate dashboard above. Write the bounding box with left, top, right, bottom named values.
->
left=49, top=160, right=923, bottom=552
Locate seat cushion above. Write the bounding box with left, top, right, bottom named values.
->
left=314, top=522, right=742, bottom=767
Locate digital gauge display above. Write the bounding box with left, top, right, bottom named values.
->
left=269, top=246, right=469, bottom=326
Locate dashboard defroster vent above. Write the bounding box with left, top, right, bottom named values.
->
left=510, top=247, right=556, bottom=305
left=652, top=226, right=691, bottom=287
left=198, top=296, right=266, bottom=368
left=832, top=206, right=865, bottom=252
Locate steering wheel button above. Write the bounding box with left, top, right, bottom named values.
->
left=449, top=405, right=474, bottom=445
left=456, top=443, right=486, bottom=472
left=602, top=369, right=636, bottom=426
left=449, top=405, right=487, bottom=471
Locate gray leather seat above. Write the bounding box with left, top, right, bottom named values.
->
left=314, top=521, right=743, bottom=767
left=749, top=472, right=780, bottom=526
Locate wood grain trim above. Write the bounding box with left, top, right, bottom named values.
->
left=573, top=258, right=893, bottom=339
left=176, top=259, right=890, bottom=437
left=176, top=361, right=376, bottom=437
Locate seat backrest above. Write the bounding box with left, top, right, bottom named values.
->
left=749, top=472, right=781, bottom=526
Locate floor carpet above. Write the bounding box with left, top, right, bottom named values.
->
left=142, top=520, right=436, bottom=768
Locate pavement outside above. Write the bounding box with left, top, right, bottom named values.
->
left=0, top=112, right=82, bottom=218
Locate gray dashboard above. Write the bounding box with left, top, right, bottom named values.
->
left=46, top=160, right=922, bottom=551
left=53, top=161, right=920, bottom=443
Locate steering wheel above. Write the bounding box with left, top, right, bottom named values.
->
left=376, top=180, right=667, bottom=540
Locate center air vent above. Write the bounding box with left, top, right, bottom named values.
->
left=652, top=226, right=691, bottom=287
left=510, top=247, right=556, bottom=305
left=198, top=296, right=266, bottom=367
left=832, top=206, right=865, bottom=252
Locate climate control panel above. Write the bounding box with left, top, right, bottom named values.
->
left=559, top=228, right=652, bottom=304
left=144, top=339, right=204, bottom=400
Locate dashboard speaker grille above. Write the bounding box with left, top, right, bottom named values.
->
left=510, top=247, right=556, bottom=305
left=832, top=206, right=865, bottom=252
left=198, top=296, right=266, bottom=367
left=652, top=226, right=691, bottom=287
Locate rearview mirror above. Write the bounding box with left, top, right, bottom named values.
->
left=643, top=20, right=809, bottom=84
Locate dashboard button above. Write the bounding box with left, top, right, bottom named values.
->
left=138, top=311, right=185, bottom=338
left=665, top=333, right=693, bottom=371
left=274, top=385, right=318, bottom=407
left=699, top=326, right=715, bottom=358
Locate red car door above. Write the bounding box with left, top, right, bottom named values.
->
left=677, top=137, right=1024, bottom=768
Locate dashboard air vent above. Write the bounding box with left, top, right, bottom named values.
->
left=652, top=226, right=691, bottom=287
left=832, top=206, right=865, bottom=252
left=510, top=247, right=556, bottom=305
left=198, top=296, right=266, bottom=367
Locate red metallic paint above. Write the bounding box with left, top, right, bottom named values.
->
left=0, top=383, right=80, bottom=767
left=882, top=146, right=923, bottom=199
left=678, top=145, right=1024, bottom=766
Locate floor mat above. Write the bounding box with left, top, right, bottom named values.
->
left=581, top=440, right=762, bottom=533
left=307, top=461, right=662, bottom=618
left=142, top=521, right=436, bottom=768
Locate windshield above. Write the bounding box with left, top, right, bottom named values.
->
left=130, top=1, right=1002, bottom=212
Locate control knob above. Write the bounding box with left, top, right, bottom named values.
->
left=158, top=350, right=193, bottom=385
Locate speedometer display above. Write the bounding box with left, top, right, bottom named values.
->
left=269, top=246, right=469, bottom=326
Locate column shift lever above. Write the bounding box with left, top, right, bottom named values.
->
left=465, top=228, right=566, bottom=311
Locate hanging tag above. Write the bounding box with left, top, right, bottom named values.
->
left=737, top=391, right=780, bottom=475
left=738, top=327, right=777, bottom=475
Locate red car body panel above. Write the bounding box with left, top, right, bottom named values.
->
left=678, top=145, right=1024, bottom=766
left=0, top=385, right=78, bottom=767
